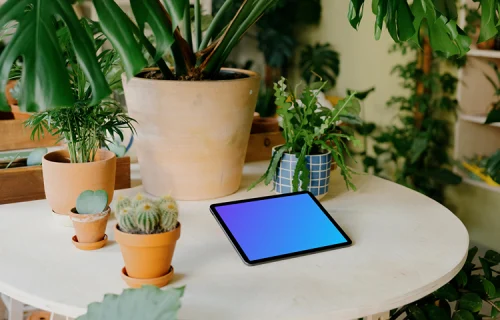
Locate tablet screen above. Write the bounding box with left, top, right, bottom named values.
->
left=210, top=192, right=351, bottom=265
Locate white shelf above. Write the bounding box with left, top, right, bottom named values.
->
left=463, top=177, right=500, bottom=193
left=459, top=113, right=500, bottom=128
left=467, top=49, right=500, bottom=59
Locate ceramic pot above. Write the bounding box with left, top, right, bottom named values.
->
left=122, top=68, right=260, bottom=200
left=115, top=223, right=181, bottom=279
left=42, top=150, right=116, bottom=215
left=273, top=146, right=333, bottom=200
left=70, top=207, right=110, bottom=243
left=251, top=116, right=280, bottom=134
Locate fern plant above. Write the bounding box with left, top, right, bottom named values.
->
left=250, top=78, right=361, bottom=192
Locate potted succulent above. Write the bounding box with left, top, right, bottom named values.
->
left=70, top=190, right=111, bottom=251
left=250, top=78, right=361, bottom=199
left=115, top=193, right=180, bottom=288
left=22, top=19, right=135, bottom=221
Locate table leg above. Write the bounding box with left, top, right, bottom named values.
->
left=7, top=297, right=23, bottom=320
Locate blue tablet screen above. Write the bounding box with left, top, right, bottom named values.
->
left=214, top=193, right=349, bottom=262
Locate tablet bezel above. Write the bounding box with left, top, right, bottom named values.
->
left=210, top=191, right=352, bottom=266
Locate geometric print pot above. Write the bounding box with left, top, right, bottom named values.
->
left=273, top=147, right=333, bottom=200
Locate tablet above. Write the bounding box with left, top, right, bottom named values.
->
left=210, top=191, right=352, bottom=266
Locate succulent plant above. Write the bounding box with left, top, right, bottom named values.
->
left=116, top=193, right=179, bottom=235
left=115, top=195, right=131, bottom=217
left=76, top=190, right=108, bottom=215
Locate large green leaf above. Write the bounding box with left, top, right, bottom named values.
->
left=130, top=0, right=175, bottom=61
left=299, top=43, right=339, bottom=89
left=452, top=310, right=475, bottom=320
left=0, top=0, right=110, bottom=112
left=77, top=285, right=184, bottom=320
left=348, top=0, right=366, bottom=29
left=434, top=283, right=459, bottom=301
left=92, top=0, right=148, bottom=78
left=458, top=293, right=482, bottom=313
left=161, top=0, right=188, bottom=31
left=478, top=0, right=498, bottom=43
left=485, top=109, right=500, bottom=124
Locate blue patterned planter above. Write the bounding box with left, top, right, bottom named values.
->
left=273, top=147, right=333, bottom=199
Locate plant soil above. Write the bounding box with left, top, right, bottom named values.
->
left=140, top=69, right=249, bottom=81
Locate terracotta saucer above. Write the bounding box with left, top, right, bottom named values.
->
left=72, top=234, right=108, bottom=251
left=121, top=266, right=174, bottom=288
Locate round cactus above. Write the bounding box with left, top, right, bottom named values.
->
left=157, top=195, right=177, bottom=209
left=136, top=202, right=160, bottom=234
left=131, top=193, right=146, bottom=208
left=115, top=196, right=132, bottom=217
left=158, top=202, right=179, bottom=232
left=118, top=206, right=137, bottom=233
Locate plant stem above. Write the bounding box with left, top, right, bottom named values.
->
left=198, top=0, right=234, bottom=51
left=194, top=0, right=202, bottom=52
left=487, top=300, right=500, bottom=313
left=182, top=4, right=193, bottom=54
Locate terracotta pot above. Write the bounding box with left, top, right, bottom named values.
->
left=122, top=68, right=260, bottom=200
left=6, top=80, right=18, bottom=106
left=70, top=207, right=110, bottom=243
left=42, top=150, right=116, bottom=215
left=251, top=116, right=280, bottom=134
left=115, top=223, right=181, bottom=279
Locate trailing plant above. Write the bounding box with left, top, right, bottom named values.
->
left=250, top=78, right=361, bottom=192
left=75, top=190, right=108, bottom=215
left=355, top=41, right=462, bottom=204
left=300, top=43, right=340, bottom=91
left=116, top=193, right=179, bottom=235
left=24, top=19, right=136, bottom=164
left=77, top=285, right=184, bottom=320
left=389, top=247, right=500, bottom=320
left=483, top=62, right=500, bottom=125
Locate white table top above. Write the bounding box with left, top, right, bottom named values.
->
left=0, top=162, right=469, bottom=320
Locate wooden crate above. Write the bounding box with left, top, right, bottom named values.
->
left=0, top=117, right=58, bottom=152
left=245, top=131, right=285, bottom=162
left=0, top=156, right=131, bottom=205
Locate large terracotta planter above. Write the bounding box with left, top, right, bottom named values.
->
left=115, top=223, right=181, bottom=279
left=42, top=150, right=116, bottom=215
left=122, top=68, right=260, bottom=200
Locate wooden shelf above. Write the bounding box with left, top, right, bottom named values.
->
left=467, top=49, right=500, bottom=59
left=463, top=177, right=500, bottom=193
left=459, top=113, right=500, bottom=128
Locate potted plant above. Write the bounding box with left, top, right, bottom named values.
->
left=483, top=62, right=500, bottom=125
left=115, top=193, right=180, bottom=288
left=250, top=78, right=361, bottom=199
left=70, top=189, right=111, bottom=251
left=22, top=19, right=135, bottom=221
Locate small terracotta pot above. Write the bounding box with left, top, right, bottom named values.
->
left=70, top=207, right=110, bottom=243
left=251, top=116, right=280, bottom=134
left=115, top=223, right=181, bottom=279
left=42, top=149, right=116, bottom=215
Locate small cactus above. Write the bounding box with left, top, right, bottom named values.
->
left=136, top=202, right=161, bottom=234
left=115, top=196, right=131, bottom=217
left=116, top=193, right=179, bottom=235
left=118, top=207, right=137, bottom=233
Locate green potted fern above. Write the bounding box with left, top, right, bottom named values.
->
left=114, top=193, right=180, bottom=288
left=250, top=78, right=361, bottom=199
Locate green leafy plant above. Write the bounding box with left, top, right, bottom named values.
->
left=300, top=43, right=340, bottom=91
left=250, top=78, right=361, bottom=192
left=458, top=150, right=500, bottom=185
left=76, top=190, right=108, bottom=215
left=390, top=247, right=500, bottom=320
left=76, top=285, right=184, bottom=320
left=355, top=41, right=461, bottom=204
left=23, top=19, right=136, bottom=164
left=116, top=193, right=179, bottom=235
left=483, top=62, right=500, bottom=125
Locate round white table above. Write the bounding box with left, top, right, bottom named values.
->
left=0, top=162, right=469, bottom=320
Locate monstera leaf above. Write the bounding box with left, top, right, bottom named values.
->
left=0, top=0, right=111, bottom=112
left=300, top=43, right=339, bottom=90
left=77, top=285, right=185, bottom=320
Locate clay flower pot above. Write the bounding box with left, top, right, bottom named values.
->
left=251, top=116, right=279, bottom=134
left=42, top=150, right=116, bottom=215
left=115, top=223, right=181, bottom=279
left=123, top=68, right=260, bottom=200
left=70, top=207, right=110, bottom=244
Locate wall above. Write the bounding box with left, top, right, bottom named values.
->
left=302, top=1, right=500, bottom=251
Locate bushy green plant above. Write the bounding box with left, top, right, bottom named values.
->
left=250, top=78, right=361, bottom=192
left=390, top=247, right=500, bottom=320
left=116, top=193, right=179, bottom=235
left=23, top=19, right=136, bottom=163
left=300, top=43, right=340, bottom=91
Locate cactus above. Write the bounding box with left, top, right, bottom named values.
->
left=115, top=196, right=131, bottom=217
left=118, top=207, right=137, bottom=233
left=136, top=202, right=161, bottom=234
left=158, top=202, right=178, bottom=232
left=76, top=190, right=108, bottom=214
left=116, top=193, right=179, bottom=234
